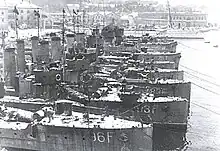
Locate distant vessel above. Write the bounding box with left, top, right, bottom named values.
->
left=204, top=41, right=210, bottom=43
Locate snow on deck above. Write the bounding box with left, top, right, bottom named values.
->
left=156, top=68, right=181, bottom=72
left=137, top=95, right=187, bottom=103
left=94, top=88, right=121, bottom=102
left=154, top=79, right=187, bottom=84
left=145, top=61, right=174, bottom=64
left=0, top=96, right=47, bottom=104
left=94, top=87, right=187, bottom=103
left=98, top=56, right=129, bottom=60
left=135, top=52, right=181, bottom=55
left=0, top=106, right=34, bottom=120
left=0, top=120, right=29, bottom=130
left=140, top=41, right=176, bottom=45
left=40, top=111, right=151, bottom=129
left=124, top=67, right=180, bottom=73
left=56, top=100, right=84, bottom=107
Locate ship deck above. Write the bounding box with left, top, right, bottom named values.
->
left=0, top=110, right=152, bottom=130
left=94, top=88, right=188, bottom=103
left=40, top=111, right=151, bottom=129
left=0, top=120, right=30, bottom=130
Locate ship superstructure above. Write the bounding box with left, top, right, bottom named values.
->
left=0, top=21, right=190, bottom=151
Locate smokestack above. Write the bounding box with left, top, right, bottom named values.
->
left=75, top=33, right=85, bottom=44
left=51, top=37, right=62, bottom=62
left=31, top=36, right=39, bottom=63
left=66, top=34, right=75, bottom=50
left=4, top=47, right=16, bottom=87
left=16, top=39, right=25, bottom=73
left=37, top=40, right=50, bottom=63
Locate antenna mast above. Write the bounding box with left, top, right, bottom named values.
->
left=167, top=0, right=172, bottom=28
left=102, top=0, right=105, bottom=28
left=34, top=9, right=40, bottom=38
left=73, top=10, right=76, bottom=33
left=62, top=8, right=66, bottom=79
left=15, top=15, right=18, bottom=39
left=83, top=10, right=86, bottom=34
left=13, top=6, right=19, bottom=39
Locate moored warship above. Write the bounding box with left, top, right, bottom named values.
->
left=0, top=19, right=190, bottom=150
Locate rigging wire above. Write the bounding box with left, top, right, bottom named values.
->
left=182, top=70, right=220, bottom=95
left=191, top=101, right=220, bottom=116
left=65, top=5, right=72, bottom=17
left=190, top=81, right=220, bottom=96
left=177, top=41, right=201, bottom=51
left=180, top=64, right=214, bottom=79
left=184, top=71, right=220, bottom=88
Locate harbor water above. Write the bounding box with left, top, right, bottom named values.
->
left=178, top=30, right=220, bottom=151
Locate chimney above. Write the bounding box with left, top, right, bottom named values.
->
left=37, top=40, right=50, bottom=63
left=75, top=33, right=85, bottom=44
left=51, top=37, right=62, bottom=62
left=66, top=34, right=75, bottom=50
left=16, top=39, right=25, bottom=73
left=4, top=47, right=16, bottom=87
left=31, top=36, right=39, bottom=63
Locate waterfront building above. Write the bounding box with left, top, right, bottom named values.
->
left=6, top=0, right=41, bottom=29
left=137, top=11, right=208, bottom=28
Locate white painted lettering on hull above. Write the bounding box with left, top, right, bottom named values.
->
left=93, top=132, right=113, bottom=143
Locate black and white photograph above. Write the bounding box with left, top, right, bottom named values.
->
left=0, top=0, right=219, bottom=150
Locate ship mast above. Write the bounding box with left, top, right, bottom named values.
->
left=1, top=31, right=6, bottom=49
left=102, top=0, right=106, bottom=28
left=13, top=6, right=19, bottom=39
left=34, top=9, right=40, bottom=38
left=167, top=0, right=172, bottom=28
left=62, top=8, right=66, bottom=80
left=73, top=9, right=77, bottom=33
